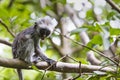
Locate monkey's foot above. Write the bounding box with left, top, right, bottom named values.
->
left=45, top=58, right=56, bottom=68
left=31, top=55, right=40, bottom=63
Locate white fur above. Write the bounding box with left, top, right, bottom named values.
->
left=36, top=16, right=58, bottom=32
left=25, top=34, right=31, bottom=39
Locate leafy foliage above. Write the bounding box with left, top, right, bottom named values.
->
left=0, top=0, right=120, bottom=80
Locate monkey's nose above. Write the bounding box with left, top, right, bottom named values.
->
left=41, top=37, right=45, bottom=40
left=41, top=35, right=46, bottom=40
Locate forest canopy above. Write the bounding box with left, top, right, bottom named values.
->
left=0, top=0, right=120, bottom=80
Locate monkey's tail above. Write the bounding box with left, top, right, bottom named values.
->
left=17, top=69, right=23, bottom=80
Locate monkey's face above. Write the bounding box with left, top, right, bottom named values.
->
left=39, top=28, right=51, bottom=40
left=35, top=16, right=58, bottom=40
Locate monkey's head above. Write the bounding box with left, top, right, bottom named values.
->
left=34, top=16, right=58, bottom=40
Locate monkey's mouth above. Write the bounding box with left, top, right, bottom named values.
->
left=39, top=28, right=50, bottom=40
left=40, top=35, right=47, bottom=40
left=41, top=37, right=45, bottom=40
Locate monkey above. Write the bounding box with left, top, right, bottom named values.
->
left=12, top=16, right=58, bottom=80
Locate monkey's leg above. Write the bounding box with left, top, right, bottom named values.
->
left=31, top=54, right=40, bottom=63
left=17, top=69, right=23, bottom=80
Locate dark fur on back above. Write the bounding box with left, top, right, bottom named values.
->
left=12, top=27, right=35, bottom=59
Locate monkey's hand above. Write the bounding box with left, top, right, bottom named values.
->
left=34, top=47, right=56, bottom=68
left=45, top=58, right=56, bottom=68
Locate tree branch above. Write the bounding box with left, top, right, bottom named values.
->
left=0, top=19, right=15, bottom=37
left=80, top=31, right=102, bottom=65
left=0, top=38, right=12, bottom=47
left=106, top=0, right=120, bottom=13
left=0, top=57, right=115, bottom=73
left=87, top=51, right=101, bottom=65
left=55, top=30, right=119, bottom=66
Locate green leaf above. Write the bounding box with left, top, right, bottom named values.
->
left=94, top=22, right=103, bottom=32
left=91, top=35, right=103, bottom=44
left=70, top=28, right=87, bottom=34
left=86, top=9, right=94, bottom=21
left=31, top=64, right=42, bottom=73
left=87, top=34, right=102, bottom=49
left=10, top=16, right=18, bottom=22
left=113, top=0, right=120, bottom=4
left=94, top=71, right=106, bottom=75
left=110, top=28, right=120, bottom=35
left=56, top=0, right=66, bottom=4
left=87, top=75, right=100, bottom=80
left=57, top=0, right=66, bottom=4
left=107, top=11, right=116, bottom=20
left=50, top=0, right=66, bottom=5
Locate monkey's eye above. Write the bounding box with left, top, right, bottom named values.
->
left=45, top=30, right=50, bottom=36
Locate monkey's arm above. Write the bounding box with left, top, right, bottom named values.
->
left=34, top=45, right=56, bottom=66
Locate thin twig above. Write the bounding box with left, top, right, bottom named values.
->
left=0, top=19, right=15, bottom=37
left=0, top=39, right=12, bottom=47
left=7, top=0, right=15, bottom=8
left=55, top=30, right=119, bottom=67
left=41, top=54, right=67, bottom=80
left=66, top=55, right=81, bottom=80
left=106, top=0, right=120, bottom=13
left=41, top=70, right=46, bottom=80
left=42, top=55, right=67, bottom=80
left=45, top=55, right=67, bottom=71
left=67, top=55, right=79, bottom=63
